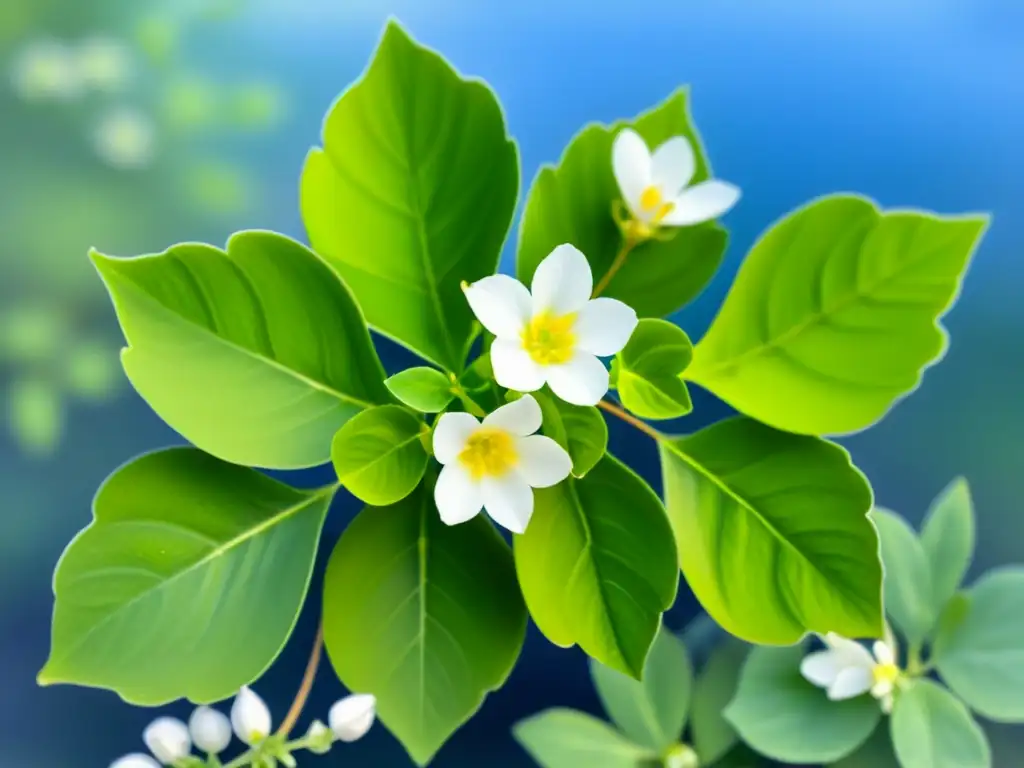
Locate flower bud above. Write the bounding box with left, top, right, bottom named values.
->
left=230, top=686, right=272, bottom=745
left=328, top=693, right=376, bottom=742
left=305, top=719, right=333, bottom=754
left=142, top=717, right=191, bottom=764
left=189, top=705, right=232, bottom=755
left=110, top=755, right=161, bottom=768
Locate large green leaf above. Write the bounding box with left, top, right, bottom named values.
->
left=920, top=477, right=975, bottom=611
left=831, top=722, right=900, bottom=768
left=38, top=448, right=332, bottom=704
left=690, top=637, right=748, bottom=766
left=516, top=90, right=728, bottom=318
left=724, top=645, right=881, bottom=764
left=513, top=709, right=659, bottom=768
left=533, top=388, right=608, bottom=479
left=322, top=483, right=526, bottom=766
left=933, top=568, right=1024, bottom=722
left=590, top=626, right=693, bottom=752
left=92, top=231, right=390, bottom=469
left=515, top=455, right=678, bottom=678
left=613, top=319, right=693, bottom=420
left=659, top=416, right=883, bottom=644
left=872, top=507, right=936, bottom=645
left=686, top=195, right=988, bottom=435
left=301, top=21, right=518, bottom=372
left=890, top=679, right=991, bottom=768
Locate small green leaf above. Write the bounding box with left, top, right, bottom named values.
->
left=590, top=626, right=693, bottom=752
left=533, top=389, right=608, bottom=478
left=38, top=448, right=332, bottom=704
left=322, top=483, right=526, bottom=766
left=301, top=20, right=518, bottom=371
left=517, top=89, right=728, bottom=319
left=890, top=679, right=991, bottom=768
left=92, top=231, right=390, bottom=469
left=932, top=567, right=1024, bottom=722
left=831, top=722, right=900, bottom=768
left=515, top=455, right=678, bottom=678
left=384, top=367, right=455, bottom=413
left=614, top=319, right=693, bottom=420
left=690, top=637, right=749, bottom=766
left=330, top=405, right=428, bottom=506
left=8, top=377, right=63, bottom=456
left=659, top=416, right=883, bottom=644
left=513, top=708, right=659, bottom=768
left=724, top=645, right=881, bottom=764
left=920, top=477, right=974, bottom=611
left=871, top=507, right=936, bottom=645
left=686, top=195, right=988, bottom=435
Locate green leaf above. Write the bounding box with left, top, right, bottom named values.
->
left=831, top=722, right=900, bottom=768
left=533, top=388, right=608, bottom=478
left=690, top=637, right=749, bottom=766
left=590, top=625, right=693, bottom=752
left=516, top=89, right=728, bottom=319
left=724, top=644, right=881, bottom=764
left=932, top=567, right=1024, bottom=722
left=330, top=405, right=428, bottom=506
left=871, top=507, right=936, bottom=645
left=659, top=416, right=883, bottom=644
left=614, top=319, right=693, bottom=420
left=301, top=20, right=518, bottom=372
left=8, top=377, right=62, bottom=456
left=92, top=231, right=390, bottom=470
left=890, top=679, right=991, bottom=768
left=513, top=709, right=659, bottom=768
left=38, top=448, right=332, bottom=704
left=385, top=367, right=455, bottom=413
left=686, top=195, right=988, bottom=435
left=920, top=477, right=974, bottom=611
left=322, top=483, right=526, bottom=766
left=515, top=454, right=678, bottom=678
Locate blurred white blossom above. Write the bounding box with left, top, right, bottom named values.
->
left=9, top=39, right=83, bottom=101
left=231, top=686, right=272, bottom=745
left=188, top=705, right=232, bottom=755
left=92, top=107, right=156, bottom=170
left=77, top=36, right=134, bottom=93
left=109, top=754, right=161, bottom=768
left=142, top=717, right=191, bottom=764
left=305, top=719, right=333, bottom=754
left=328, top=693, right=377, bottom=742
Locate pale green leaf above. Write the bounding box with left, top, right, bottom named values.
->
left=92, top=231, right=390, bottom=470
left=385, top=367, right=455, bottom=413
left=513, top=709, right=659, bottom=768
left=533, top=388, right=607, bottom=478
left=831, top=722, right=900, bottom=768
left=891, top=679, right=990, bottom=768
left=690, top=637, right=749, bottom=766
left=38, top=448, right=332, bottom=704
left=687, top=195, right=988, bottom=435
left=659, top=416, right=883, bottom=644
left=514, top=454, right=678, bottom=678
left=516, top=89, right=728, bottom=319
left=322, top=483, right=526, bottom=766
left=920, top=477, right=974, bottom=610
left=614, top=319, right=693, bottom=420
left=301, top=20, right=518, bottom=371
left=871, top=507, right=936, bottom=645
left=8, top=377, right=62, bottom=456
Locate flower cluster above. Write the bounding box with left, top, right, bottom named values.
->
left=801, top=632, right=901, bottom=713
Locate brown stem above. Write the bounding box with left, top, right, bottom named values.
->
left=277, top=622, right=324, bottom=738
left=597, top=399, right=663, bottom=441
left=592, top=237, right=636, bottom=298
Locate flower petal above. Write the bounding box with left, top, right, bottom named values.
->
left=329, top=693, right=376, bottom=742
left=491, top=338, right=546, bottom=393
left=651, top=136, right=696, bottom=196
left=530, top=243, right=593, bottom=315
left=189, top=706, right=232, bottom=755
left=484, top=394, right=542, bottom=436
left=871, top=679, right=894, bottom=699
left=800, top=650, right=842, bottom=688
left=463, top=274, right=531, bottom=339
left=432, top=412, right=479, bottom=465
left=516, top=435, right=572, bottom=487
left=434, top=463, right=483, bottom=526
left=823, top=633, right=876, bottom=670
left=612, top=128, right=652, bottom=217
left=110, top=755, right=162, bottom=768
left=546, top=352, right=609, bottom=406
left=828, top=666, right=873, bottom=700
left=574, top=298, right=639, bottom=357
left=662, top=180, right=741, bottom=226
left=230, top=687, right=272, bottom=746
left=143, top=717, right=191, bottom=764
left=481, top=472, right=534, bottom=534
left=873, top=640, right=895, bottom=666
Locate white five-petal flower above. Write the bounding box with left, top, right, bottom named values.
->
left=800, top=633, right=900, bottom=713
left=463, top=244, right=638, bottom=406
left=230, top=686, right=273, bottom=745
left=612, top=128, right=740, bottom=233
left=432, top=394, right=572, bottom=534
left=189, top=705, right=232, bottom=755
left=328, top=693, right=377, bottom=742
left=110, top=755, right=161, bottom=768
left=142, top=717, right=191, bottom=764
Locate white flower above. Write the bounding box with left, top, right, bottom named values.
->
left=612, top=128, right=740, bottom=233
left=463, top=244, right=638, bottom=406
left=77, top=36, right=133, bottom=93
left=9, top=39, right=83, bottom=102
left=188, top=705, right=232, bottom=755
left=93, top=107, right=156, bottom=170
left=142, top=717, right=191, bottom=764
left=433, top=395, right=572, bottom=534
left=800, top=633, right=900, bottom=713
left=110, top=754, right=161, bottom=768
left=230, top=686, right=272, bottom=745
left=328, top=693, right=377, bottom=742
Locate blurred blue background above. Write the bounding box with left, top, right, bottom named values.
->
left=1, top=0, right=1021, bottom=765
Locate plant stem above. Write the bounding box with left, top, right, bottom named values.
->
left=221, top=749, right=257, bottom=768
left=277, top=622, right=324, bottom=738
left=592, top=236, right=636, bottom=298
left=451, top=385, right=488, bottom=418
left=597, top=399, right=663, bottom=441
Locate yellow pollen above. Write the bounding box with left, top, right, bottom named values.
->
left=458, top=428, right=517, bottom=480
left=521, top=311, right=577, bottom=365
left=639, top=185, right=675, bottom=223
left=872, top=662, right=900, bottom=687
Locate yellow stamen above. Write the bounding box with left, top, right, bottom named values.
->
left=521, top=311, right=576, bottom=365
left=639, top=184, right=675, bottom=224
left=458, top=428, right=517, bottom=480
left=872, top=662, right=900, bottom=687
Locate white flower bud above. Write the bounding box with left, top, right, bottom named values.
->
left=230, top=686, right=272, bottom=745
left=110, top=755, right=161, bottom=768
left=189, top=705, right=232, bottom=754
left=142, top=717, right=191, bottom=764
left=328, top=693, right=376, bottom=742
left=305, top=719, right=333, bottom=754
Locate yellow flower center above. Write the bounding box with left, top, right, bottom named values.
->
left=458, top=428, right=518, bottom=480
left=639, top=185, right=675, bottom=223
left=872, top=662, right=900, bottom=687
left=521, top=311, right=577, bottom=365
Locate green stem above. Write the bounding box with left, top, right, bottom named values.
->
left=592, top=235, right=637, bottom=298
left=451, top=385, right=487, bottom=418
left=597, top=399, right=663, bottom=441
